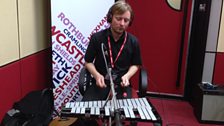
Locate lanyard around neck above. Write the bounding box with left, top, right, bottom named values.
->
left=107, top=32, right=127, bottom=68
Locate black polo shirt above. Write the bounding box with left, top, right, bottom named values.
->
left=85, top=28, right=142, bottom=84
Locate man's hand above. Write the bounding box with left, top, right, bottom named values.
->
left=121, top=65, right=139, bottom=87
left=85, top=62, right=107, bottom=88
left=121, top=75, right=130, bottom=87
left=95, top=74, right=107, bottom=88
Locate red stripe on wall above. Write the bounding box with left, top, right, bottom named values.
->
left=213, top=53, right=224, bottom=85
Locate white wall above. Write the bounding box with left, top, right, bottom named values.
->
left=0, top=0, right=19, bottom=66
left=0, top=0, right=51, bottom=66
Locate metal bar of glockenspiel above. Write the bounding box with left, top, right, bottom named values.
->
left=90, top=107, right=95, bottom=115
left=122, top=107, right=130, bottom=118
left=127, top=107, right=135, bottom=118
left=95, top=107, right=100, bottom=115
left=81, top=107, right=86, bottom=114
left=65, top=102, right=70, bottom=108
left=76, top=107, right=81, bottom=114
left=89, top=101, right=93, bottom=108
left=142, top=98, right=151, bottom=109
left=71, top=107, right=76, bottom=113
left=105, top=106, right=110, bottom=116
left=127, top=99, right=132, bottom=107
left=137, top=107, right=146, bottom=120
left=141, top=107, right=151, bottom=120
left=146, top=107, right=157, bottom=121
left=135, top=98, right=141, bottom=107
left=130, top=98, right=137, bottom=108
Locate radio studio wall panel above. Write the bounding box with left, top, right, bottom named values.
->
left=217, top=3, right=224, bottom=52
left=205, top=0, right=222, bottom=52
left=18, top=0, right=51, bottom=58
left=0, top=0, right=19, bottom=66
left=202, top=0, right=224, bottom=83
left=202, top=0, right=222, bottom=82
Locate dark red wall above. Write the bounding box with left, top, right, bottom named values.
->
left=213, top=53, right=224, bottom=85
left=126, top=0, right=193, bottom=95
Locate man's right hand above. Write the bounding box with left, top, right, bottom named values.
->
left=85, top=62, right=107, bottom=88
left=95, top=74, right=107, bottom=88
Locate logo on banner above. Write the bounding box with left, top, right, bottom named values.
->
left=51, top=0, right=113, bottom=114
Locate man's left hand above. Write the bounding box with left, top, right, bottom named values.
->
left=121, top=75, right=130, bottom=87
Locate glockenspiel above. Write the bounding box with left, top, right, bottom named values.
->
left=61, top=97, right=162, bottom=124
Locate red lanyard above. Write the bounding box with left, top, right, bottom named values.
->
left=107, top=32, right=127, bottom=68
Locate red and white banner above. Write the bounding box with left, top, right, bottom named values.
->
left=51, top=0, right=114, bottom=113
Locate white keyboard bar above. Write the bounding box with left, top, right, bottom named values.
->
left=137, top=107, right=146, bottom=120
left=122, top=107, right=130, bottom=118
left=141, top=107, right=151, bottom=120
left=146, top=107, right=157, bottom=120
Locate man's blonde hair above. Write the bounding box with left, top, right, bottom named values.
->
left=107, top=1, right=134, bottom=26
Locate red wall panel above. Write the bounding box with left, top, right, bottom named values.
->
left=213, top=53, right=224, bottom=85
left=0, top=62, right=21, bottom=120
left=0, top=48, right=52, bottom=121
left=126, top=0, right=192, bottom=95
left=20, top=49, right=52, bottom=97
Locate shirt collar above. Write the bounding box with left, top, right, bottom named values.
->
left=107, top=28, right=125, bottom=43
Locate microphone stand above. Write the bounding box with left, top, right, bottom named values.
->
left=108, top=68, right=123, bottom=126
left=101, top=43, right=122, bottom=126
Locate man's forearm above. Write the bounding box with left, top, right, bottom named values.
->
left=85, top=62, right=101, bottom=79
left=125, top=65, right=140, bottom=79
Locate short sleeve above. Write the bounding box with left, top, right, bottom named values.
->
left=84, top=34, right=97, bottom=63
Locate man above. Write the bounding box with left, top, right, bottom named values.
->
left=83, top=0, right=142, bottom=101
left=73, top=1, right=142, bottom=126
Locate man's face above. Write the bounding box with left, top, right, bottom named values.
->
left=111, top=11, right=131, bottom=34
